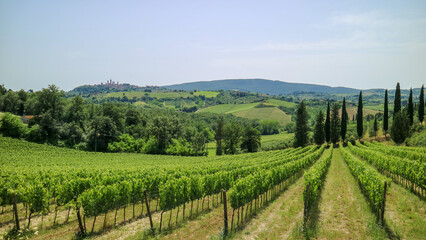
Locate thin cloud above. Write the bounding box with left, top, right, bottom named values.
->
left=250, top=34, right=395, bottom=52
left=227, top=10, right=426, bottom=54
left=331, top=10, right=388, bottom=26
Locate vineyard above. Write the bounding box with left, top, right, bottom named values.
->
left=0, top=136, right=425, bottom=239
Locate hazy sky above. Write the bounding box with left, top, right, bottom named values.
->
left=1, top=0, right=425, bottom=91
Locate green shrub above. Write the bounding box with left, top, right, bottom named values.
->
left=260, top=119, right=280, bottom=135
left=108, top=134, right=144, bottom=153
left=261, top=139, right=292, bottom=151
left=26, top=124, right=44, bottom=143
left=405, top=125, right=426, bottom=147
left=73, top=142, right=88, bottom=151
left=166, top=138, right=192, bottom=156
left=0, top=113, right=27, bottom=138
left=143, top=137, right=160, bottom=154
left=4, top=227, right=34, bottom=240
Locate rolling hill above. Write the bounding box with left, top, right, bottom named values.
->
left=164, top=79, right=360, bottom=95
left=234, top=107, right=291, bottom=125
left=198, top=100, right=293, bottom=125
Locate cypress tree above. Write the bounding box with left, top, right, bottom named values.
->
left=391, top=111, right=409, bottom=144
left=383, top=89, right=388, bottom=135
left=394, top=82, right=401, bottom=117
left=325, top=102, right=331, bottom=143
left=215, top=117, right=224, bottom=155
left=294, top=101, right=309, bottom=147
left=419, top=84, right=424, bottom=123
left=340, top=98, right=347, bottom=142
left=314, top=110, right=325, bottom=145
left=330, top=103, right=340, bottom=144
left=373, top=115, right=378, bottom=138
left=357, top=91, right=363, bottom=139
left=408, top=88, right=414, bottom=125
left=90, top=103, right=95, bottom=119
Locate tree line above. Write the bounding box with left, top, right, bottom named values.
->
left=294, top=83, right=424, bottom=147
left=0, top=84, right=261, bottom=156
left=214, top=117, right=261, bottom=155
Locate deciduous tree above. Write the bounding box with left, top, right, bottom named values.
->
left=35, top=85, right=64, bottom=119
left=66, top=96, right=87, bottom=128
left=223, top=122, right=242, bottom=154
left=241, top=125, right=261, bottom=152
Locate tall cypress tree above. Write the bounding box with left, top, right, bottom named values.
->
left=314, top=111, right=325, bottom=145
left=394, top=82, right=401, bottom=117
left=419, top=84, right=424, bottom=123
left=325, top=101, right=331, bottom=143
left=373, top=115, right=378, bottom=138
left=215, top=117, right=224, bottom=155
left=331, top=103, right=340, bottom=144
left=408, top=88, right=414, bottom=125
left=340, top=98, right=347, bottom=142
left=357, top=91, right=363, bottom=139
left=294, top=101, right=309, bottom=147
left=383, top=89, right=389, bottom=134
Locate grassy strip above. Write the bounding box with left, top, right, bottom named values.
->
left=303, top=145, right=333, bottom=220
left=340, top=144, right=390, bottom=223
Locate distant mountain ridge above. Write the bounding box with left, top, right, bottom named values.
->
left=68, top=78, right=420, bottom=96
left=164, top=79, right=360, bottom=95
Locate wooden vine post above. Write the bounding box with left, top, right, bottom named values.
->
left=303, top=183, right=310, bottom=226
left=143, top=189, right=154, bottom=232
left=12, top=192, right=20, bottom=230
left=380, top=181, right=387, bottom=224
left=74, top=196, right=85, bottom=236
left=222, top=190, right=228, bottom=236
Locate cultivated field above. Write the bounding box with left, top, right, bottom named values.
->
left=198, top=101, right=293, bottom=126
left=0, top=137, right=425, bottom=240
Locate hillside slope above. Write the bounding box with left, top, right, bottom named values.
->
left=164, top=79, right=360, bottom=95
left=198, top=102, right=292, bottom=125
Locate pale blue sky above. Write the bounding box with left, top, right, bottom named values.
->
left=1, top=0, right=425, bottom=91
